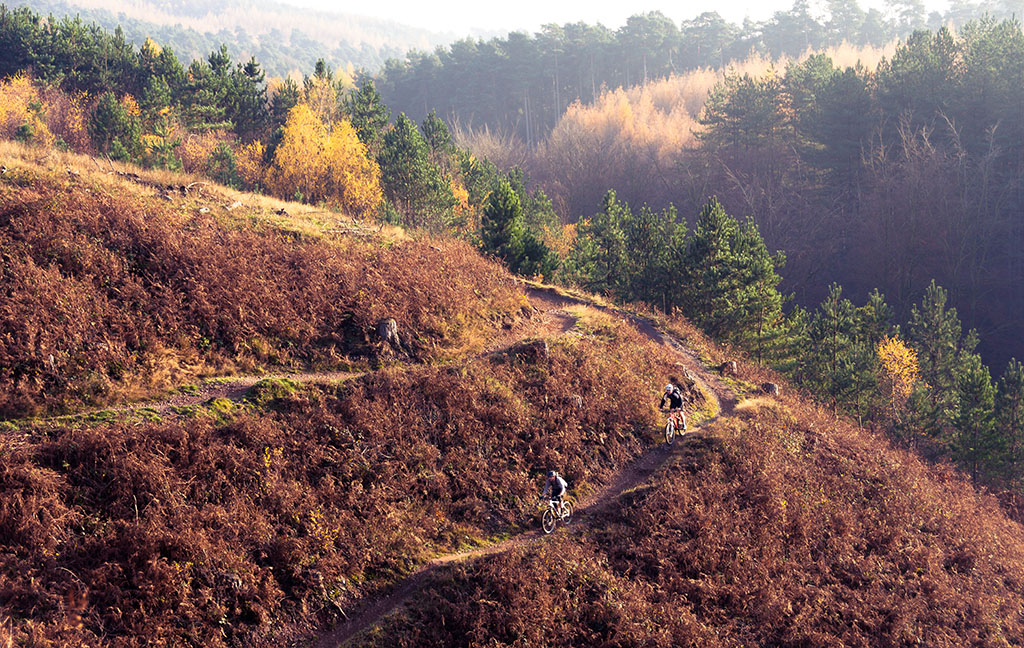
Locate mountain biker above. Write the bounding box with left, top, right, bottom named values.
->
left=659, top=383, right=687, bottom=431
left=541, top=470, right=568, bottom=506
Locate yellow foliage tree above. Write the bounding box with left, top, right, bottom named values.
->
left=265, top=103, right=382, bottom=215
left=877, top=335, right=921, bottom=421
left=236, top=139, right=266, bottom=189
left=0, top=73, right=53, bottom=147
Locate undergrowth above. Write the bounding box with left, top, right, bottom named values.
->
left=0, top=318, right=682, bottom=646
left=357, top=400, right=1024, bottom=647
left=0, top=166, right=523, bottom=418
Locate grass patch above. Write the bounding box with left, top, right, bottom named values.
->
left=244, top=377, right=299, bottom=407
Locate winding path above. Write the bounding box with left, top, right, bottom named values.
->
left=311, top=285, right=738, bottom=648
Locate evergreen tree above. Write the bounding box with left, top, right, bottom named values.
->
left=995, top=359, right=1024, bottom=484
left=227, top=57, right=268, bottom=141
left=565, top=190, right=630, bottom=295
left=621, top=203, right=686, bottom=312
left=271, top=78, right=302, bottom=129
left=139, top=75, right=172, bottom=126
left=953, top=353, right=996, bottom=484
left=481, top=178, right=526, bottom=267
left=908, top=281, right=970, bottom=436
left=90, top=92, right=141, bottom=160
left=422, top=110, right=454, bottom=161
left=181, top=58, right=231, bottom=132
left=378, top=113, right=456, bottom=229
left=343, top=78, right=390, bottom=155
left=797, top=284, right=876, bottom=413
left=681, top=198, right=785, bottom=357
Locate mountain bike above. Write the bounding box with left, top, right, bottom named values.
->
left=662, top=408, right=686, bottom=445
left=541, top=497, right=573, bottom=534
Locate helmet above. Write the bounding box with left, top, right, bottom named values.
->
left=664, top=384, right=674, bottom=393
left=547, top=470, right=556, bottom=478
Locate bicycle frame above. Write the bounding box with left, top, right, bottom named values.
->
left=548, top=499, right=568, bottom=517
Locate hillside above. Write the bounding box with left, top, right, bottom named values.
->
left=0, top=145, right=522, bottom=417
left=352, top=386, right=1024, bottom=645
left=2, top=149, right=1024, bottom=647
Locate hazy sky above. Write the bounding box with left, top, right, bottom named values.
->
left=283, top=0, right=953, bottom=34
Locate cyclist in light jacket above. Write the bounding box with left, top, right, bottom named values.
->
left=541, top=470, right=568, bottom=505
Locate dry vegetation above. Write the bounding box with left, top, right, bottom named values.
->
left=456, top=42, right=895, bottom=218
left=356, top=394, right=1024, bottom=647
left=0, top=317, right=682, bottom=646
left=0, top=153, right=520, bottom=417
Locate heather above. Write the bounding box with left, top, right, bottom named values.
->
left=0, top=167, right=521, bottom=417
left=358, top=398, right=1024, bottom=647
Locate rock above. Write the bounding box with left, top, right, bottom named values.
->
left=720, top=361, right=738, bottom=377
left=762, top=382, right=780, bottom=396
left=505, top=339, right=550, bottom=362
left=198, top=207, right=210, bottom=214
left=225, top=200, right=243, bottom=211
left=378, top=318, right=402, bottom=350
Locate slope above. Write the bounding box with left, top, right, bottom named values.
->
left=0, top=151, right=523, bottom=418
left=0, top=163, right=717, bottom=645
left=349, top=360, right=1024, bottom=647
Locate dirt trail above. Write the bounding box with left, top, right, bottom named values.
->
left=312, top=287, right=737, bottom=648
left=57, top=291, right=576, bottom=422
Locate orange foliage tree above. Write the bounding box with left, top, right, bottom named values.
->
left=264, top=103, right=382, bottom=215
left=877, top=334, right=921, bottom=422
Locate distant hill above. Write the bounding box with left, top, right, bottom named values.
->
left=10, top=0, right=458, bottom=76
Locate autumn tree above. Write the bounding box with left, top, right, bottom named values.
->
left=877, top=335, right=921, bottom=424
left=264, top=103, right=382, bottom=215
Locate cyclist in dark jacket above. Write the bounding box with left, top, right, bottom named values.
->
left=659, top=383, right=687, bottom=432
left=660, top=383, right=685, bottom=410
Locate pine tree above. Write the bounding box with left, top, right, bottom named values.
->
left=271, top=78, right=301, bottom=129
left=181, top=58, right=230, bottom=132
left=343, top=78, right=390, bottom=156
left=227, top=57, right=268, bottom=141
left=908, top=281, right=970, bottom=436
left=481, top=178, right=525, bottom=266
left=378, top=113, right=456, bottom=229
left=953, top=353, right=996, bottom=484
left=681, top=198, right=785, bottom=358
left=995, top=359, right=1024, bottom=485
left=618, top=202, right=687, bottom=313
left=798, top=283, right=875, bottom=413
left=90, top=91, right=141, bottom=160
left=565, top=190, right=629, bottom=295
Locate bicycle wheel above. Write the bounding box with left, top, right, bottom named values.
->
left=665, top=418, right=675, bottom=445
left=542, top=508, right=557, bottom=534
